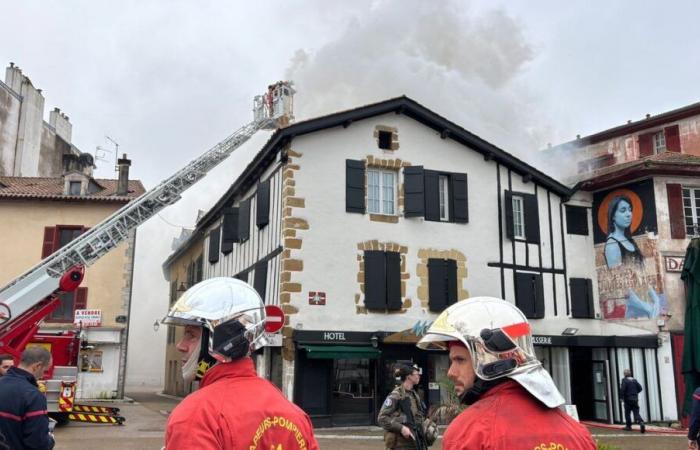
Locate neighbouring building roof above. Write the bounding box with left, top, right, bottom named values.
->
left=576, top=152, right=700, bottom=191
left=0, top=176, right=145, bottom=201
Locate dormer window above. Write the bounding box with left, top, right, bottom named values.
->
left=69, top=181, right=82, bottom=196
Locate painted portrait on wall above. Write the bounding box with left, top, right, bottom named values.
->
left=593, top=180, right=666, bottom=320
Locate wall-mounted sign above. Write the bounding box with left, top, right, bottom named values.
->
left=74, top=309, right=102, bottom=327
left=308, top=292, right=326, bottom=305
left=264, top=332, right=283, bottom=347
left=664, top=256, right=685, bottom=273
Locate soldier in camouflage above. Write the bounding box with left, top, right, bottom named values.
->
left=377, top=364, right=425, bottom=450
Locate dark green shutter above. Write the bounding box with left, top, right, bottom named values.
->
left=451, top=173, right=468, bottom=223
left=515, top=272, right=544, bottom=319
left=386, top=252, right=402, bottom=310
left=428, top=259, right=447, bottom=311
left=364, top=251, right=386, bottom=309
left=238, top=199, right=251, bottom=243
left=346, top=160, right=365, bottom=213
left=424, top=170, right=440, bottom=221
left=570, top=278, right=594, bottom=319
left=524, top=193, right=540, bottom=243
left=253, top=260, right=268, bottom=303
left=256, top=180, right=270, bottom=229
left=222, top=207, right=239, bottom=254
left=208, top=226, right=221, bottom=264
left=446, top=259, right=458, bottom=306
left=504, top=191, right=514, bottom=240
left=403, top=166, right=425, bottom=217
left=533, top=273, right=545, bottom=318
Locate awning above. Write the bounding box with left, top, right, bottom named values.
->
left=300, top=345, right=381, bottom=360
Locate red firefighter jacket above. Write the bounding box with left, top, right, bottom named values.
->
left=165, top=358, right=319, bottom=450
left=443, top=380, right=596, bottom=450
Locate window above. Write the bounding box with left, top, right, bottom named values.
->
left=570, top=278, right=595, bottom=319
left=47, top=287, right=87, bottom=323
left=565, top=205, right=589, bottom=235
left=514, top=272, right=544, bottom=319
left=653, top=131, right=666, bottom=154
left=41, top=225, right=85, bottom=258
left=364, top=251, right=401, bottom=310
left=439, top=175, right=450, bottom=221
left=683, top=187, right=700, bottom=236
left=367, top=169, right=396, bottom=215
left=378, top=131, right=393, bottom=150
left=428, top=258, right=457, bottom=312
left=69, top=181, right=81, bottom=196
left=512, top=195, right=525, bottom=239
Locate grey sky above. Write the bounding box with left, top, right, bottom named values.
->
left=2, top=0, right=699, bottom=382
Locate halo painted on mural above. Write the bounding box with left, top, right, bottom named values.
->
left=597, top=188, right=643, bottom=235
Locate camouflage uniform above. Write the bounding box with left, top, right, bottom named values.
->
left=377, top=385, right=425, bottom=450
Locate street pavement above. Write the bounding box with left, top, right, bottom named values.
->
left=53, top=389, right=688, bottom=449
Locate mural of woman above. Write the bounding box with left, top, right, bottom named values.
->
left=604, top=195, right=643, bottom=268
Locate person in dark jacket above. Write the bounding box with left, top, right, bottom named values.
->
left=688, top=387, right=700, bottom=449
left=619, top=369, right=645, bottom=433
left=0, top=346, right=54, bottom=449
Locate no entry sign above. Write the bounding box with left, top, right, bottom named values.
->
left=264, top=305, right=285, bottom=333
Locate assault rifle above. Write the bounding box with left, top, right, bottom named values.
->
left=399, top=397, right=428, bottom=450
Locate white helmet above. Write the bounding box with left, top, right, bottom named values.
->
left=417, top=297, right=564, bottom=408
left=163, top=278, right=269, bottom=365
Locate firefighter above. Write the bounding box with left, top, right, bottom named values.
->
left=162, top=277, right=319, bottom=450
left=417, top=297, right=596, bottom=450
left=0, top=354, right=13, bottom=377
left=378, top=363, right=425, bottom=449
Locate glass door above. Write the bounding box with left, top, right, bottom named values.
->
left=592, top=360, right=611, bottom=422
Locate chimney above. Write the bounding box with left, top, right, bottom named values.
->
left=117, top=153, right=131, bottom=196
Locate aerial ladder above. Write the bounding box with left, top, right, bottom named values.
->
left=0, top=81, right=295, bottom=425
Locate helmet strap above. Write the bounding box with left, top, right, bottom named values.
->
left=196, top=328, right=217, bottom=380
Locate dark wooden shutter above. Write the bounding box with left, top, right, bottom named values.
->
left=533, top=274, right=544, bottom=319
left=446, top=259, right=458, bottom=306
left=346, top=160, right=366, bottom=213
left=638, top=133, right=653, bottom=157
left=41, top=226, right=57, bottom=258
left=403, top=166, right=425, bottom=217
left=665, top=125, right=681, bottom=153
left=565, top=205, right=589, bottom=235
left=253, top=260, right=268, bottom=303
left=451, top=173, right=469, bottom=223
left=667, top=183, right=686, bottom=239
left=75, top=287, right=88, bottom=310
left=195, top=256, right=203, bottom=282
left=221, top=207, right=239, bottom=254
left=424, top=170, right=440, bottom=221
left=238, top=199, right=251, bottom=243
left=186, top=261, right=195, bottom=287
left=515, top=272, right=543, bottom=319
left=256, top=180, right=271, bottom=228
left=208, top=226, right=221, bottom=263
left=428, top=259, right=447, bottom=312
left=364, top=251, right=386, bottom=309
left=570, top=278, right=594, bottom=319
left=386, top=252, right=402, bottom=310
left=524, top=193, right=540, bottom=244
left=504, top=191, right=514, bottom=240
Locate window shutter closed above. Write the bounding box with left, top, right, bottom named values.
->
left=208, top=226, right=221, bottom=263
left=403, top=166, right=425, bottom=217
left=451, top=173, right=469, bottom=223
left=504, top=191, right=514, bottom=240
left=428, top=259, right=447, bottom=312
left=565, top=205, right=589, bottom=235
left=386, top=252, right=402, bottom=310
left=524, top=193, right=540, bottom=244
left=238, top=199, right=251, bottom=243
left=256, top=180, right=271, bottom=228
left=42, top=226, right=57, bottom=258
left=515, top=272, right=544, bottom=319
left=346, top=160, right=366, bottom=213
left=638, top=133, right=654, bottom=157
left=446, top=259, right=458, bottom=306
left=75, top=287, right=88, bottom=310
left=665, top=125, right=681, bottom=153
left=424, top=170, right=440, bottom=221
left=667, top=183, right=686, bottom=239
left=364, top=251, right=386, bottom=309
left=570, top=278, right=594, bottom=318
left=221, top=207, right=239, bottom=254
left=253, top=260, right=268, bottom=303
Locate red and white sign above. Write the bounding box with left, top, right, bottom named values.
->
left=308, top=291, right=326, bottom=305
left=264, top=305, right=285, bottom=333
left=74, top=309, right=102, bottom=327
left=665, top=256, right=685, bottom=273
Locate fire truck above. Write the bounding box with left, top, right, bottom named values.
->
left=0, top=81, right=295, bottom=425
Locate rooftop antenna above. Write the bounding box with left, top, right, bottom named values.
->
left=105, top=135, right=120, bottom=172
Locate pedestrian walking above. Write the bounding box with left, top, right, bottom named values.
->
left=0, top=346, right=54, bottom=449
left=687, top=387, right=700, bottom=449
left=162, top=277, right=319, bottom=450
left=378, top=363, right=432, bottom=449
left=620, top=368, right=646, bottom=433
left=417, top=297, right=596, bottom=450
